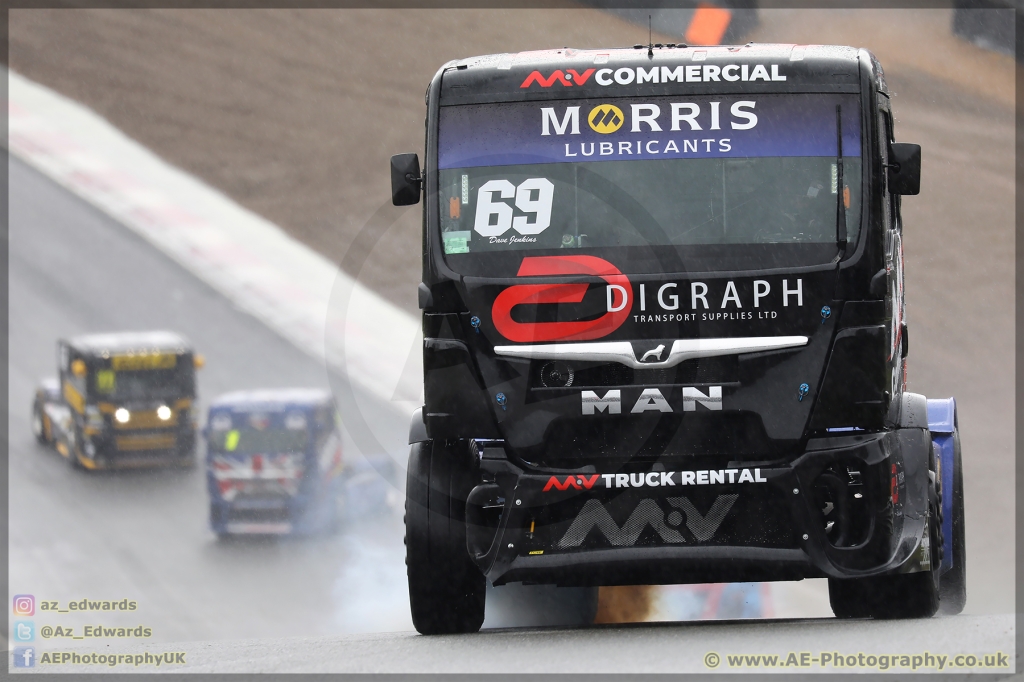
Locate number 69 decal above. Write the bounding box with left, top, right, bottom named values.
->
left=474, top=178, right=554, bottom=237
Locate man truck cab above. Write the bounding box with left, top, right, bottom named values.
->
left=33, top=331, right=201, bottom=469
left=392, top=44, right=966, bottom=634
left=205, top=389, right=344, bottom=536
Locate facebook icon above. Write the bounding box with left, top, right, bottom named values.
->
left=13, top=647, right=35, bottom=668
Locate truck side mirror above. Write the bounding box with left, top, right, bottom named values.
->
left=887, top=143, right=921, bottom=195
left=391, top=153, right=422, bottom=206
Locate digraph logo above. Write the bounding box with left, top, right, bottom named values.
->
left=491, top=255, right=631, bottom=343
left=588, top=104, right=624, bottom=134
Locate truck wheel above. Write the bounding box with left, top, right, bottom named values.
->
left=175, top=433, right=197, bottom=468
left=31, top=402, right=50, bottom=445
left=405, top=439, right=485, bottom=635
left=67, top=443, right=85, bottom=471
left=210, top=505, right=231, bottom=540
left=939, top=431, right=967, bottom=615
left=828, top=496, right=941, bottom=619
left=829, top=568, right=939, bottom=619
left=59, top=425, right=79, bottom=469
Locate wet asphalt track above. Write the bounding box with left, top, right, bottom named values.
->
left=8, top=155, right=416, bottom=641
left=7, top=156, right=611, bottom=650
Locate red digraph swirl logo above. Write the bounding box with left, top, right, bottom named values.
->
left=491, top=255, right=631, bottom=342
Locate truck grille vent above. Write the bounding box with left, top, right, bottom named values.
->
left=529, top=356, right=738, bottom=389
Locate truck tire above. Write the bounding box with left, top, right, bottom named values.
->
left=829, top=487, right=941, bottom=619
left=65, top=428, right=85, bottom=471
left=210, top=505, right=232, bottom=541
left=175, top=431, right=197, bottom=468
left=939, top=431, right=966, bottom=615
left=829, top=566, right=939, bottom=619
left=405, top=439, right=485, bottom=635
left=31, top=401, right=50, bottom=445
left=67, top=441, right=85, bottom=471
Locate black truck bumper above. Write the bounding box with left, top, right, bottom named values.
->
left=468, top=428, right=932, bottom=587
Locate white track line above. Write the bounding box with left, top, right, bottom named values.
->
left=6, top=69, right=423, bottom=419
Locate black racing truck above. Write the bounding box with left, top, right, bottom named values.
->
left=392, top=44, right=966, bottom=634
left=32, top=331, right=202, bottom=470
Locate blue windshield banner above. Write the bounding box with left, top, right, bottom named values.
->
left=439, top=94, right=861, bottom=170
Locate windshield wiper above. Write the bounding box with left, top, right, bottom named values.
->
left=835, top=104, right=848, bottom=258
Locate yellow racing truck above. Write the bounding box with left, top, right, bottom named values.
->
left=32, top=331, right=203, bottom=470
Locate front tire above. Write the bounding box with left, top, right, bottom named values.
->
left=176, top=432, right=197, bottom=468
left=31, top=402, right=51, bottom=445
left=67, top=444, right=85, bottom=471
left=829, top=477, right=941, bottom=619
left=405, top=440, right=485, bottom=635
left=829, top=566, right=939, bottom=619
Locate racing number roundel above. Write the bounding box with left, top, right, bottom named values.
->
left=588, top=104, right=624, bottom=134
left=491, top=255, right=631, bottom=343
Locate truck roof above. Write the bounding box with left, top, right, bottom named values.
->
left=438, top=44, right=881, bottom=106
left=208, top=388, right=333, bottom=412
left=66, top=330, right=192, bottom=356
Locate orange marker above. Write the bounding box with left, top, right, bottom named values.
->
left=685, top=4, right=732, bottom=46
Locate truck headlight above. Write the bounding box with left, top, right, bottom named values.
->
left=157, top=405, right=172, bottom=421
left=115, top=408, right=130, bottom=424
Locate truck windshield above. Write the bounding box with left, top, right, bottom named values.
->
left=91, top=364, right=195, bottom=401
left=437, top=93, right=861, bottom=275
left=208, top=428, right=309, bottom=455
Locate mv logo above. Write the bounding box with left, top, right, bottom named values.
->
left=520, top=69, right=596, bottom=88
left=588, top=104, right=624, bottom=134
left=543, top=474, right=600, bottom=491
left=557, top=495, right=739, bottom=548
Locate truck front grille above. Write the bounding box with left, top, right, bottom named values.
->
left=115, top=433, right=177, bottom=451
left=529, top=356, right=738, bottom=390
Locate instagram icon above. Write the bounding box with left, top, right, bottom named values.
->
left=13, top=595, right=35, bottom=616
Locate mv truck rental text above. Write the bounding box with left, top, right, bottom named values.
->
left=391, top=44, right=966, bottom=634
